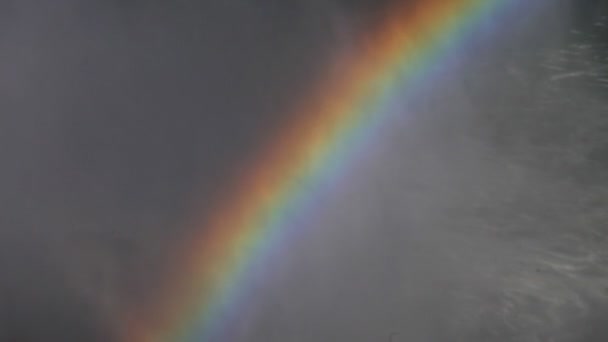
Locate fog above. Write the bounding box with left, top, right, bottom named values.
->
left=1, top=1, right=607, bottom=341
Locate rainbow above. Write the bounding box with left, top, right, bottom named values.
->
left=123, top=0, right=540, bottom=341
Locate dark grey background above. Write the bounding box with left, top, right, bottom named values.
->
left=0, top=1, right=607, bottom=341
